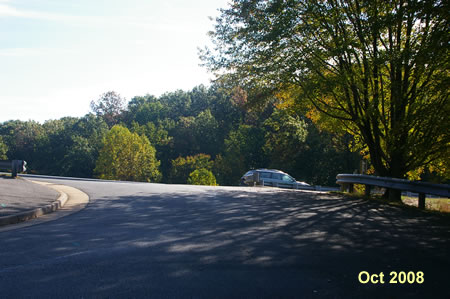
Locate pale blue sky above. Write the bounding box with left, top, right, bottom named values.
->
left=0, top=0, right=228, bottom=122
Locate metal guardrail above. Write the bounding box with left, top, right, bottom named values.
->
left=336, top=174, right=450, bottom=209
left=0, top=160, right=27, bottom=178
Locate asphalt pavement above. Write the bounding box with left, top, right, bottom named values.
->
left=0, top=176, right=59, bottom=217
left=0, top=175, right=449, bottom=298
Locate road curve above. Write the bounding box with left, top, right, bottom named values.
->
left=0, top=176, right=449, bottom=298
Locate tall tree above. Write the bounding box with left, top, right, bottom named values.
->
left=94, top=125, right=161, bottom=182
left=90, top=91, right=126, bottom=127
left=202, top=0, right=450, bottom=193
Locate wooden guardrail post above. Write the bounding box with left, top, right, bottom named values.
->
left=364, top=184, right=371, bottom=197
left=418, top=193, right=426, bottom=210
left=348, top=183, right=354, bottom=193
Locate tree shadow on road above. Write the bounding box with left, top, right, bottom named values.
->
left=1, top=187, right=449, bottom=298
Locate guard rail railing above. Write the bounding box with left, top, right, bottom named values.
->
left=0, top=160, right=27, bottom=178
left=336, top=174, right=450, bottom=209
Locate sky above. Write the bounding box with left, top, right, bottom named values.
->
left=0, top=0, right=229, bottom=123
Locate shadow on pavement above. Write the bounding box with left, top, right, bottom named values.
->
left=1, top=187, right=449, bottom=298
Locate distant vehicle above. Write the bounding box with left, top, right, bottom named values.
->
left=240, top=169, right=313, bottom=190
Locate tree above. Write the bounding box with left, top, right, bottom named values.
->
left=0, top=120, right=45, bottom=171
left=217, top=124, right=267, bottom=185
left=61, top=136, right=96, bottom=178
left=94, top=125, right=161, bottom=182
left=263, top=109, right=308, bottom=165
left=169, top=154, right=214, bottom=184
left=170, top=110, right=221, bottom=157
left=125, top=95, right=167, bottom=126
left=0, top=136, right=8, bottom=160
left=202, top=0, right=450, bottom=198
left=187, top=169, right=217, bottom=186
left=91, top=91, right=126, bottom=127
left=34, top=118, right=79, bottom=175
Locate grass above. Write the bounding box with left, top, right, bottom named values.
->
left=0, top=173, right=22, bottom=179
left=337, top=183, right=450, bottom=213
left=331, top=190, right=450, bottom=214
left=402, top=196, right=450, bottom=213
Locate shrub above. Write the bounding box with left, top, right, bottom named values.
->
left=187, top=168, right=217, bottom=186
left=169, top=154, right=213, bottom=183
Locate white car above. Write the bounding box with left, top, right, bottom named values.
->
left=241, top=169, right=313, bottom=190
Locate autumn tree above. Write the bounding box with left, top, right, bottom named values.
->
left=202, top=0, right=450, bottom=197
left=94, top=125, right=161, bottom=182
left=91, top=91, right=126, bottom=127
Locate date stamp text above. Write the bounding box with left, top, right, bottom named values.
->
left=358, top=271, right=424, bottom=284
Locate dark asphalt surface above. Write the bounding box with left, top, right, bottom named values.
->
left=0, top=175, right=449, bottom=298
left=0, top=177, right=59, bottom=217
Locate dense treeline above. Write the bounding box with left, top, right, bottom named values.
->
left=0, top=84, right=359, bottom=186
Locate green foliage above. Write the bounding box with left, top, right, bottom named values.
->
left=94, top=125, right=161, bottom=182
left=216, top=124, right=267, bottom=185
left=263, top=109, right=308, bottom=161
left=171, top=110, right=220, bottom=157
left=130, top=121, right=172, bottom=148
left=61, top=136, right=96, bottom=178
left=0, top=83, right=363, bottom=185
left=0, top=117, right=109, bottom=176
left=169, top=154, right=213, bottom=184
left=0, top=120, right=45, bottom=172
left=202, top=0, right=450, bottom=182
left=126, top=95, right=167, bottom=125
left=187, top=168, right=217, bottom=186
left=0, top=136, right=8, bottom=160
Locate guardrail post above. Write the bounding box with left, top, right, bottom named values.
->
left=348, top=183, right=354, bottom=193
left=365, top=185, right=371, bottom=197
left=418, top=193, right=426, bottom=210
left=11, top=160, right=18, bottom=178
left=336, top=174, right=449, bottom=208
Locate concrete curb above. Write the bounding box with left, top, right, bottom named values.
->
left=0, top=186, right=68, bottom=227
left=0, top=181, right=89, bottom=232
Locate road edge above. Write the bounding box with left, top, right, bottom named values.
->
left=0, top=183, right=68, bottom=227
left=0, top=181, right=89, bottom=231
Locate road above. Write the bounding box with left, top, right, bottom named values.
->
left=1, top=176, right=449, bottom=298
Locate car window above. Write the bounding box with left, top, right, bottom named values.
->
left=272, top=173, right=282, bottom=180
left=260, top=172, right=271, bottom=179
left=282, top=175, right=295, bottom=182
